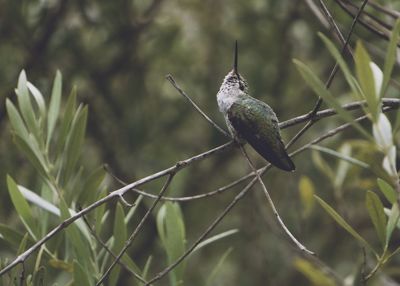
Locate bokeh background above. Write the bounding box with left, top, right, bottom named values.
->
left=1, top=0, right=400, bottom=285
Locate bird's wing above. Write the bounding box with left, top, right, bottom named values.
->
left=227, top=100, right=295, bottom=171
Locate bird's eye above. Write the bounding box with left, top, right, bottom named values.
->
left=239, top=82, right=244, bottom=91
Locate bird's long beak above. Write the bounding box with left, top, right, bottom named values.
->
left=233, top=40, right=239, bottom=77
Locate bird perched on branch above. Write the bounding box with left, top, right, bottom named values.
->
left=216, top=42, right=295, bottom=172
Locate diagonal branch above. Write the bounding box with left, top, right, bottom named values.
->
left=166, top=74, right=229, bottom=137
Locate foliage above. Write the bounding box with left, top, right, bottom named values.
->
left=0, top=1, right=400, bottom=285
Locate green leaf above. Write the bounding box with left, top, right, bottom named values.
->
left=27, top=82, right=46, bottom=120
left=62, top=105, right=88, bottom=183
left=192, top=229, right=238, bottom=253
left=0, top=223, right=26, bottom=249
left=14, top=135, right=49, bottom=180
left=315, top=195, right=376, bottom=254
left=16, top=70, right=41, bottom=142
left=125, top=195, right=143, bottom=224
left=298, top=176, right=315, bottom=218
left=18, top=184, right=91, bottom=242
left=381, top=19, right=400, bottom=97
left=47, top=70, right=62, bottom=147
left=17, top=233, right=29, bottom=255
left=73, top=261, right=91, bottom=286
left=355, top=41, right=379, bottom=121
left=56, top=86, right=77, bottom=154
left=7, top=175, right=37, bottom=240
left=377, top=178, right=396, bottom=204
left=142, top=256, right=152, bottom=281
left=386, top=203, right=399, bottom=245
left=310, top=145, right=369, bottom=169
left=157, top=202, right=186, bottom=285
left=365, top=191, right=387, bottom=247
left=109, top=203, right=127, bottom=286
left=78, top=166, right=106, bottom=205
left=32, top=266, right=46, bottom=286
left=293, top=59, right=371, bottom=140
left=59, top=197, right=93, bottom=274
left=6, top=99, right=29, bottom=141
left=294, top=258, right=336, bottom=286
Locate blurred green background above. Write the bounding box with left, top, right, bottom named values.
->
left=1, top=0, right=400, bottom=285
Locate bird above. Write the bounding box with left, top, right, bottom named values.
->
left=216, top=41, right=295, bottom=172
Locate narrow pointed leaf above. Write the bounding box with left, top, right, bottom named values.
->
left=6, top=99, right=29, bottom=141
left=47, top=70, right=62, bottom=146
left=294, top=258, right=336, bottom=286
left=109, top=203, right=126, bottom=286
left=7, top=175, right=37, bottom=240
left=365, top=191, right=387, bottom=247
left=355, top=41, right=379, bottom=120
left=14, top=135, right=49, bottom=180
left=192, top=229, right=238, bottom=253
left=56, top=86, right=77, bottom=154
left=0, top=224, right=26, bottom=249
left=381, top=19, right=400, bottom=97
left=78, top=166, right=106, bottom=205
left=386, top=203, right=399, bottom=245
left=59, top=197, right=93, bottom=273
left=315, top=195, right=375, bottom=254
left=62, top=105, right=88, bottom=183
left=27, top=82, right=46, bottom=119
left=205, top=248, right=234, bottom=286
left=310, top=145, right=369, bottom=169
left=16, top=70, right=40, bottom=140
left=294, top=59, right=371, bottom=140
left=377, top=178, right=396, bottom=204
left=157, top=202, right=186, bottom=285
left=73, top=261, right=91, bottom=286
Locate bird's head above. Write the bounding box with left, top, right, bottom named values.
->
left=220, top=41, right=249, bottom=95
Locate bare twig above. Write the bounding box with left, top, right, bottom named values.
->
left=318, top=0, right=354, bottom=57
left=238, top=145, right=314, bottom=255
left=96, top=173, right=175, bottom=285
left=166, top=74, right=230, bottom=137
left=368, top=0, right=400, bottom=19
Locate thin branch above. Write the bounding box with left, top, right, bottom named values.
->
left=1, top=98, right=399, bottom=276
left=318, top=0, right=354, bottom=57
left=144, top=112, right=377, bottom=285
left=238, top=145, right=314, bottom=255
left=368, top=0, right=400, bottom=19
left=115, top=99, right=400, bottom=203
left=166, top=74, right=230, bottom=137
left=96, top=173, right=175, bottom=285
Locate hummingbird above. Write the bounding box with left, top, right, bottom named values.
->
left=216, top=42, right=295, bottom=172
